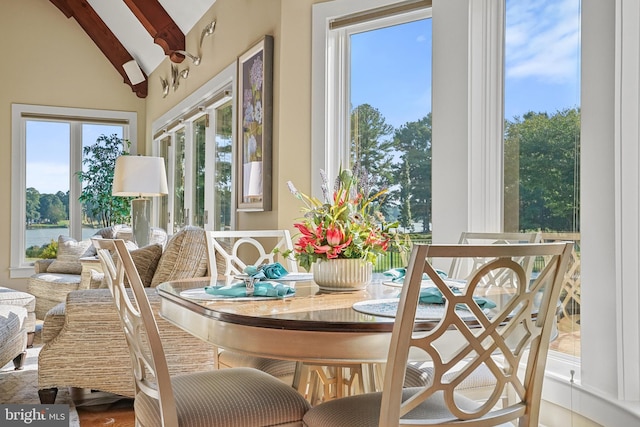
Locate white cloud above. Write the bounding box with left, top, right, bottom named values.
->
left=505, top=0, right=580, bottom=83
left=416, top=34, right=427, bottom=43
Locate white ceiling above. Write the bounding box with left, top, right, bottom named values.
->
left=86, top=0, right=217, bottom=76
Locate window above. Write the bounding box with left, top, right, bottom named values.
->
left=313, top=0, right=433, bottom=259
left=313, top=0, right=634, bottom=423
left=502, top=0, right=581, bottom=360
left=152, top=62, right=236, bottom=234
left=10, top=104, right=136, bottom=278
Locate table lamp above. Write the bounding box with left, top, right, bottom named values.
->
left=112, top=155, right=169, bottom=247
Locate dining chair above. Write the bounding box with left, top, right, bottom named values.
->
left=206, top=229, right=299, bottom=278
left=206, top=229, right=365, bottom=403
left=404, top=231, right=545, bottom=399
left=95, top=238, right=311, bottom=427
left=303, top=242, right=573, bottom=427
left=448, top=231, right=542, bottom=294
left=205, top=229, right=299, bottom=380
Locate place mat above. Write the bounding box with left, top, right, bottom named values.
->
left=233, top=272, right=314, bottom=282
left=352, top=298, right=483, bottom=320
left=382, top=279, right=466, bottom=289
left=180, top=287, right=295, bottom=301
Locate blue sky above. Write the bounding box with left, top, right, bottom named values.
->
left=26, top=122, right=122, bottom=194
left=350, top=0, right=581, bottom=129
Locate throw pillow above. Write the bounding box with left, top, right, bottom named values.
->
left=109, top=243, right=163, bottom=287
left=48, top=236, right=94, bottom=275
left=130, top=244, right=163, bottom=287
left=150, top=226, right=208, bottom=287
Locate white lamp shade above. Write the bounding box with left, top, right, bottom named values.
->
left=112, top=156, right=169, bottom=197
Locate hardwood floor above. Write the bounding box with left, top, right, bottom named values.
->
left=71, top=390, right=135, bottom=427
left=77, top=404, right=135, bottom=427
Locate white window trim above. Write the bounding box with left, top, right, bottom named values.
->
left=313, top=0, right=640, bottom=424
left=10, top=104, right=137, bottom=278
left=152, top=61, right=237, bottom=233
left=312, top=0, right=431, bottom=197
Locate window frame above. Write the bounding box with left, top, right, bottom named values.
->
left=311, top=0, right=640, bottom=425
left=312, top=0, right=432, bottom=199
left=152, top=61, right=236, bottom=234
left=10, top=104, right=137, bottom=278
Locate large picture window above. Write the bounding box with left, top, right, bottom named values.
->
left=10, top=104, right=136, bottom=277
left=313, top=0, right=433, bottom=267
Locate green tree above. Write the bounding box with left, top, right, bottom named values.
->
left=504, top=108, right=580, bottom=232
left=350, top=104, right=395, bottom=191
left=394, top=114, right=432, bottom=232
left=39, top=193, right=66, bottom=224
left=77, top=134, right=131, bottom=228
left=26, top=187, right=41, bottom=225
left=56, top=191, right=69, bottom=218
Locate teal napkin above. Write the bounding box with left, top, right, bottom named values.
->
left=244, top=262, right=289, bottom=280
left=205, top=281, right=295, bottom=298
left=414, top=287, right=496, bottom=309
left=384, top=267, right=448, bottom=283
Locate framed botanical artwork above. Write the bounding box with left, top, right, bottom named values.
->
left=237, top=35, right=273, bottom=211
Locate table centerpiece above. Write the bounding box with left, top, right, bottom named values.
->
left=286, top=167, right=410, bottom=290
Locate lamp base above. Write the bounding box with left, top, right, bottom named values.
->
left=131, top=198, right=151, bottom=247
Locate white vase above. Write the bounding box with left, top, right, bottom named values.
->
left=313, top=258, right=373, bottom=291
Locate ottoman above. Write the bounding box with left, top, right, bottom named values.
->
left=0, top=305, right=28, bottom=370
left=0, top=287, right=37, bottom=347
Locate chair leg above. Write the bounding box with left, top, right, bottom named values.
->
left=27, top=331, right=35, bottom=348
left=12, top=351, right=26, bottom=370
left=38, top=388, right=58, bottom=404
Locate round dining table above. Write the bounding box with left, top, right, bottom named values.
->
left=157, top=274, right=477, bottom=369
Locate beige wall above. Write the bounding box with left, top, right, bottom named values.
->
left=1, top=0, right=318, bottom=290
left=144, top=0, right=316, bottom=233
left=0, top=0, right=146, bottom=290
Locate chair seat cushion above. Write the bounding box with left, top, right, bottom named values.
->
left=303, top=389, right=504, bottom=427
left=134, top=367, right=310, bottom=427
left=0, top=287, right=36, bottom=311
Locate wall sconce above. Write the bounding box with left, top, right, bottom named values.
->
left=172, top=20, right=215, bottom=66
left=175, top=50, right=201, bottom=66
left=171, top=64, right=189, bottom=91
left=160, top=76, right=169, bottom=98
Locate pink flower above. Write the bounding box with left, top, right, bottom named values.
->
left=326, top=225, right=344, bottom=246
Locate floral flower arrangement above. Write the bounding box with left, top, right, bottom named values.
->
left=286, top=167, right=410, bottom=272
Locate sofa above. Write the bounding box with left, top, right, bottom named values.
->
left=37, top=226, right=211, bottom=403
left=28, top=225, right=167, bottom=319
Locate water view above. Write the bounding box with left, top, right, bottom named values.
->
left=26, top=228, right=102, bottom=249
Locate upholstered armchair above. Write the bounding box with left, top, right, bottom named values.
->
left=37, top=226, right=211, bottom=404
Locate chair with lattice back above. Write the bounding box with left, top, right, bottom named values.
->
left=449, top=232, right=542, bottom=294
left=303, top=242, right=573, bottom=427
left=94, top=238, right=310, bottom=427
left=206, top=229, right=367, bottom=403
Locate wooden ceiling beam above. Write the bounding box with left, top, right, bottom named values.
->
left=49, top=0, right=148, bottom=98
left=123, top=0, right=186, bottom=63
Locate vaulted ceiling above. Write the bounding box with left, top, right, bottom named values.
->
left=49, top=0, right=216, bottom=98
